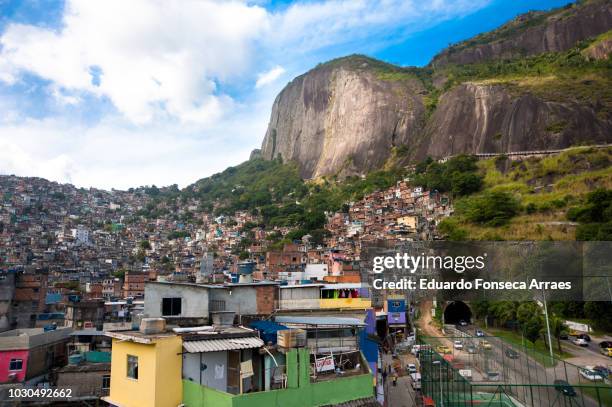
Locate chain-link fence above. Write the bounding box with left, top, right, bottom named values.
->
left=416, top=335, right=611, bottom=406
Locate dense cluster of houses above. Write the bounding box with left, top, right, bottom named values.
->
left=0, top=173, right=451, bottom=405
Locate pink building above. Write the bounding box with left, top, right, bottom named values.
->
left=0, top=349, right=29, bottom=382
left=0, top=327, right=72, bottom=384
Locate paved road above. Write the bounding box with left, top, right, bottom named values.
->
left=382, top=352, right=420, bottom=407
left=456, top=325, right=606, bottom=407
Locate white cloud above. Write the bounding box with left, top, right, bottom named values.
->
left=255, top=66, right=286, bottom=88
left=0, top=0, right=491, bottom=188
left=0, top=0, right=269, bottom=124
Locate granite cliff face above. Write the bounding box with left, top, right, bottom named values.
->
left=431, top=0, right=612, bottom=67
left=260, top=58, right=426, bottom=178
left=422, top=83, right=611, bottom=158
left=260, top=1, right=612, bottom=178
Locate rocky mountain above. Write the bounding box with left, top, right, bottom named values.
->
left=430, top=0, right=612, bottom=67
left=260, top=58, right=426, bottom=179
left=260, top=0, right=612, bottom=179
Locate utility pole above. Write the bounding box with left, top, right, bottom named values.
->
left=542, top=288, right=554, bottom=363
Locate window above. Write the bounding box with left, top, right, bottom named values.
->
left=9, top=359, right=23, bottom=371
left=127, top=355, right=138, bottom=379
left=102, top=375, right=111, bottom=389
left=162, top=297, right=182, bottom=316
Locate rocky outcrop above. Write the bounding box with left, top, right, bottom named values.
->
left=431, top=1, right=612, bottom=67
left=260, top=2, right=612, bottom=178
left=420, top=83, right=611, bottom=158
left=260, top=57, right=426, bottom=178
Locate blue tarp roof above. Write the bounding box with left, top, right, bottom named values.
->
left=249, top=320, right=288, bottom=345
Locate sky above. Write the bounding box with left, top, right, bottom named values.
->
left=0, top=0, right=572, bottom=190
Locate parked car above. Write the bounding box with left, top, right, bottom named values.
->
left=592, top=366, right=610, bottom=379
left=573, top=337, right=589, bottom=347
left=480, top=340, right=492, bottom=350
left=436, top=345, right=451, bottom=354
left=559, top=332, right=569, bottom=340
left=554, top=380, right=577, bottom=397
left=407, top=363, right=417, bottom=375
left=580, top=367, right=604, bottom=382
left=458, top=320, right=468, bottom=326
left=505, top=348, right=519, bottom=359
left=600, top=347, right=612, bottom=357
left=466, top=345, right=477, bottom=354
left=475, top=329, right=485, bottom=337
left=487, top=371, right=501, bottom=382
left=577, top=334, right=591, bottom=342
left=453, top=340, right=463, bottom=350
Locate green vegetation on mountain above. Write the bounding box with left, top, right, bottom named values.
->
left=438, top=146, right=612, bottom=241
left=439, top=41, right=612, bottom=107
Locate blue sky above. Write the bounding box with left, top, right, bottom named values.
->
left=0, top=0, right=572, bottom=189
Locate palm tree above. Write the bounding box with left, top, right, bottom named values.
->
left=546, top=315, right=567, bottom=353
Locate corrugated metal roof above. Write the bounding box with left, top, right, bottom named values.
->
left=183, top=336, right=264, bottom=353
left=274, top=316, right=366, bottom=326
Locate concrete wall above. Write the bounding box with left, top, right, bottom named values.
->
left=278, top=286, right=320, bottom=311
left=144, top=282, right=209, bottom=320
left=0, top=274, right=15, bottom=332
left=183, top=351, right=228, bottom=392
left=209, top=287, right=257, bottom=317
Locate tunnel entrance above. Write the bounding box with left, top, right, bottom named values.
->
left=443, top=301, right=472, bottom=324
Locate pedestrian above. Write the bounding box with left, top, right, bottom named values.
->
left=392, top=372, right=398, bottom=387
left=382, top=369, right=388, bottom=383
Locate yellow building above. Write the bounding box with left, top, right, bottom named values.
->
left=397, top=215, right=418, bottom=231
left=102, top=329, right=182, bottom=407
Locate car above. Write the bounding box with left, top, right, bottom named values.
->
left=406, top=363, right=417, bottom=374
left=599, top=341, right=612, bottom=349
left=559, top=332, right=569, bottom=340
left=453, top=340, right=463, bottom=350
left=573, top=337, right=589, bottom=347
left=466, top=345, right=477, bottom=354
left=592, top=366, right=609, bottom=379
left=436, top=345, right=451, bottom=354
left=480, top=340, right=492, bottom=350
left=554, top=380, right=577, bottom=397
left=580, top=367, right=604, bottom=382
left=475, top=329, right=485, bottom=337
left=458, top=320, right=468, bottom=326
left=487, top=371, right=501, bottom=382
left=505, top=348, right=519, bottom=359
left=577, top=333, right=591, bottom=342
left=600, top=347, right=612, bottom=357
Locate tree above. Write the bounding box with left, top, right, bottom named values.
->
left=461, top=191, right=519, bottom=226
left=547, top=315, right=567, bottom=353
left=139, top=240, right=151, bottom=250
left=522, top=316, right=543, bottom=345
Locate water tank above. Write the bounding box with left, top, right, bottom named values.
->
left=139, top=318, right=166, bottom=335
left=68, top=354, right=83, bottom=365
left=211, top=311, right=235, bottom=327
left=237, top=261, right=256, bottom=283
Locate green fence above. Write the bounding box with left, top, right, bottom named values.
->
left=416, top=336, right=611, bottom=406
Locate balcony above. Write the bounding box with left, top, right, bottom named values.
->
left=319, top=298, right=371, bottom=309
left=182, top=349, right=373, bottom=407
